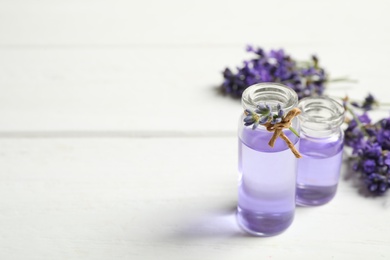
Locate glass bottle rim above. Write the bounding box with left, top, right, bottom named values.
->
left=298, top=96, right=345, bottom=130
left=241, top=83, right=298, bottom=112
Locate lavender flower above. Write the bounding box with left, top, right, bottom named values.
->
left=344, top=104, right=390, bottom=195
left=270, top=104, right=284, bottom=124
left=362, top=159, right=376, bottom=173
left=351, top=93, right=378, bottom=111
left=243, top=109, right=260, bottom=130
left=222, top=46, right=328, bottom=99
left=377, top=118, right=390, bottom=150
left=243, top=103, right=285, bottom=129
left=255, top=104, right=271, bottom=116
left=344, top=113, right=372, bottom=152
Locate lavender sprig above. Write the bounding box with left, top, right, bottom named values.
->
left=351, top=93, right=378, bottom=111
left=222, top=46, right=328, bottom=99
left=221, top=45, right=389, bottom=195
left=244, top=103, right=299, bottom=138
left=344, top=94, right=390, bottom=195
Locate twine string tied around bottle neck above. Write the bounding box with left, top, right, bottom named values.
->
left=263, top=108, right=302, bottom=158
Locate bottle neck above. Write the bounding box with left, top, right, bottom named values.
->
left=241, top=83, right=298, bottom=112
left=298, top=97, right=345, bottom=138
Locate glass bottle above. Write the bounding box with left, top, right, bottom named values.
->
left=296, top=97, right=345, bottom=206
left=237, top=83, right=300, bottom=236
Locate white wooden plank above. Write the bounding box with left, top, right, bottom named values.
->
left=0, top=45, right=388, bottom=133
left=0, top=137, right=389, bottom=259
left=0, top=47, right=240, bottom=133
left=0, top=0, right=389, bottom=46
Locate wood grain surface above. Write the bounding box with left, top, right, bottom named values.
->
left=0, top=0, right=389, bottom=259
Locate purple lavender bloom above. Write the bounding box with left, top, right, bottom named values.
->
left=377, top=129, right=390, bottom=150
left=365, top=173, right=389, bottom=194
left=351, top=102, right=360, bottom=108
left=344, top=113, right=372, bottom=151
left=244, top=115, right=255, bottom=126
left=301, top=67, right=316, bottom=76
left=359, top=113, right=371, bottom=124
left=252, top=121, right=259, bottom=130
left=269, top=49, right=286, bottom=63
left=383, top=153, right=390, bottom=166
left=221, top=46, right=328, bottom=99
left=278, top=104, right=284, bottom=118
left=245, top=45, right=255, bottom=52
left=243, top=103, right=285, bottom=130
left=362, top=159, right=376, bottom=173
left=243, top=110, right=260, bottom=130
left=381, top=118, right=390, bottom=129
left=368, top=182, right=379, bottom=192
left=270, top=116, right=282, bottom=124
left=259, top=116, right=269, bottom=124
left=345, top=124, right=364, bottom=150
left=344, top=110, right=390, bottom=195
left=351, top=94, right=378, bottom=111
left=362, top=94, right=377, bottom=110
left=244, top=109, right=257, bottom=126
left=364, top=143, right=382, bottom=159
left=379, top=182, right=388, bottom=193
left=255, top=104, right=271, bottom=116
left=246, top=45, right=264, bottom=56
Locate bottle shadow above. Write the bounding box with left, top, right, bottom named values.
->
left=166, top=204, right=253, bottom=242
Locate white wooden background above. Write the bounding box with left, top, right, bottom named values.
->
left=1, top=1, right=390, bottom=259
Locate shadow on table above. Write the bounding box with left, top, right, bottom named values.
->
left=166, top=203, right=252, bottom=241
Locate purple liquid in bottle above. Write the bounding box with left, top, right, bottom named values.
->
left=296, top=97, right=345, bottom=206
left=237, top=83, right=300, bottom=236
left=238, top=126, right=299, bottom=236
left=296, top=135, right=343, bottom=206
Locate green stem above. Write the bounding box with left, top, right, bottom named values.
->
left=289, top=126, right=300, bottom=138
left=327, top=77, right=358, bottom=83
left=296, top=61, right=311, bottom=67
left=345, top=105, right=368, bottom=136
left=376, top=102, right=390, bottom=107
left=329, top=95, right=390, bottom=108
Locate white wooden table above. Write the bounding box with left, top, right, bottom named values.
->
left=1, top=1, right=390, bottom=259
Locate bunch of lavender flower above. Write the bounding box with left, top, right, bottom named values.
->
left=222, top=46, right=327, bottom=99
left=244, top=103, right=284, bottom=129
left=344, top=95, right=390, bottom=194
left=351, top=93, right=378, bottom=111
left=244, top=103, right=299, bottom=137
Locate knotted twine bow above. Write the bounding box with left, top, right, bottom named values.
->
left=263, top=108, right=302, bottom=158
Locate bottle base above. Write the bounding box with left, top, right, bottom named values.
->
left=296, top=184, right=337, bottom=206
left=236, top=207, right=294, bottom=236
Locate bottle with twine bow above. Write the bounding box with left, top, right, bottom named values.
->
left=237, top=83, right=301, bottom=237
